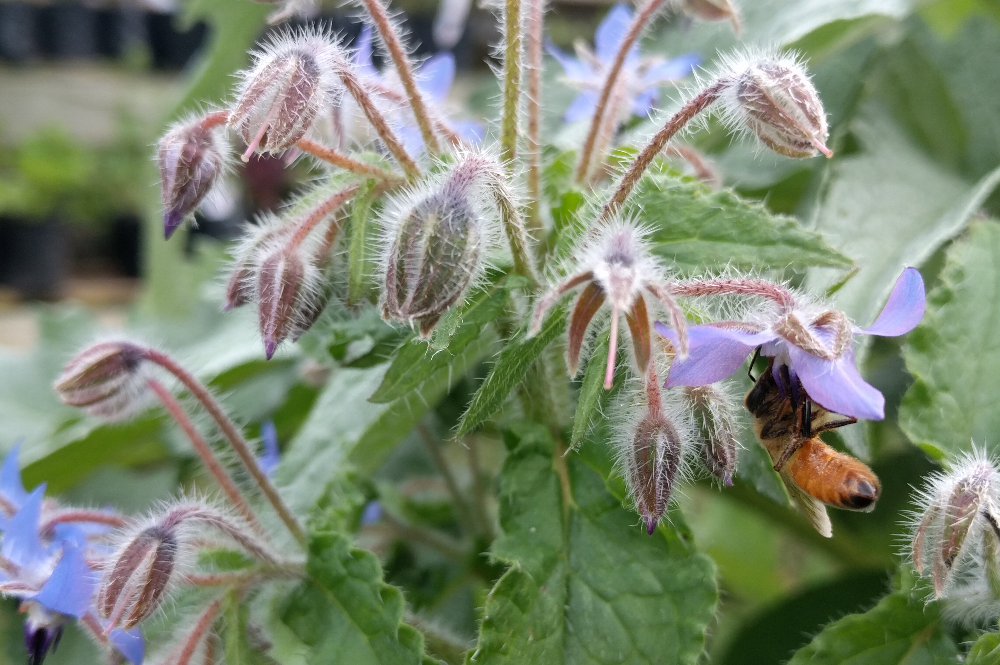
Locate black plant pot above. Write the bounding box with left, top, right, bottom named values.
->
left=147, top=11, right=207, bottom=70
left=95, top=7, right=149, bottom=60
left=109, top=215, right=142, bottom=278
left=0, top=2, right=38, bottom=63
left=0, top=218, right=68, bottom=300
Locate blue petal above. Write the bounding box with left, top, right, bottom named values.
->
left=51, top=523, right=92, bottom=549
left=109, top=626, right=145, bottom=665
left=353, top=25, right=379, bottom=78
left=451, top=120, right=484, bottom=144
left=30, top=543, right=96, bottom=618
left=595, top=3, right=638, bottom=64
left=564, top=91, right=599, bottom=123
left=2, top=486, right=47, bottom=571
left=545, top=40, right=592, bottom=80
left=860, top=267, right=926, bottom=337
left=0, top=442, right=28, bottom=512
left=643, top=53, right=700, bottom=82
left=630, top=88, right=658, bottom=117
left=259, top=419, right=280, bottom=478
left=660, top=323, right=776, bottom=386
left=787, top=346, right=885, bottom=420
left=397, top=124, right=426, bottom=160
left=417, top=53, right=455, bottom=103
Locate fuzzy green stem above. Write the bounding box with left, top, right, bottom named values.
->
left=143, top=349, right=306, bottom=545
left=598, top=82, right=723, bottom=223
left=525, top=0, right=544, bottom=226
left=417, top=423, right=478, bottom=535
left=500, top=0, right=524, bottom=167
left=575, top=0, right=668, bottom=183
left=286, top=184, right=360, bottom=251
left=296, top=138, right=403, bottom=183
left=358, top=0, right=442, bottom=154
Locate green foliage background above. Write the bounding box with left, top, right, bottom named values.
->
left=3, top=0, right=1000, bottom=663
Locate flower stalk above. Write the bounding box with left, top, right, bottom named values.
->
left=500, top=0, right=524, bottom=167
left=525, top=0, right=545, bottom=225
left=296, top=138, right=403, bottom=183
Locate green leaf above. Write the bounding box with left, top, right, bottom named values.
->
left=281, top=531, right=430, bottom=664
left=807, top=101, right=1000, bottom=324
left=900, top=221, right=1000, bottom=460
left=570, top=332, right=609, bottom=448
left=626, top=170, right=853, bottom=272
left=967, top=632, right=1000, bottom=665
left=370, top=282, right=510, bottom=403
left=467, top=422, right=718, bottom=665
left=224, top=592, right=253, bottom=665
left=457, top=307, right=567, bottom=436
left=787, top=590, right=958, bottom=664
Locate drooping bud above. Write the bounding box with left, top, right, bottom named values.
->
left=224, top=220, right=293, bottom=311
left=54, top=341, right=148, bottom=421
left=627, top=410, right=682, bottom=535
left=680, top=0, right=741, bottom=32
left=21, top=601, right=66, bottom=665
left=157, top=116, right=227, bottom=240
left=910, top=449, right=1000, bottom=597
left=229, top=28, right=342, bottom=161
left=98, top=526, right=178, bottom=631
left=717, top=49, right=831, bottom=159
left=257, top=246, right=312, bottom=360
left=685, top=385, right=739, bottom=486
left=380, top=154, right=502, bottom=338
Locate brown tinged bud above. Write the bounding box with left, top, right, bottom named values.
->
left=98, top=526, right=178, bottom=631
left=158, top=115, right=227, bottom=240
left=224, top=221, right=293, bottom=312
left=685, top=385, right=739, bottom=486
left=627, top=409, right=682, bottom=535
left=229, top=29, right=342, bottom=162
left=680, top=0, right=741, bottom=33
left=257, top=246, right=312, bottom=360
left=380, top=159, right=492, bottom=338
left=717, top=49, right=831, bottom=159
left=54, top=341, right=148, bottom=421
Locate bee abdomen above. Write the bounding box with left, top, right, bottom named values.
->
left=787, top=439, right=881, bottom=512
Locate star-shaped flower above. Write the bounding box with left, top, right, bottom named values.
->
left=659, top=267, right=926, bottom=420
left=547, top=3, right=700, bottom=124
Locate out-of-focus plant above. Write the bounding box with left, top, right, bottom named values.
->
left=4, top=0, right=1000, bottom=663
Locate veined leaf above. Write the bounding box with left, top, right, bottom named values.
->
left=900, top=222, right=1000, bottom=460
left=787, top=589, right=958, bottom=664
left=625, top=170, right=853, bottom=272
left=467, top=422, right=718, bottom=665
left=457, top=306, right=567, bottom=436
left=280, top=531, right=432, bottom=665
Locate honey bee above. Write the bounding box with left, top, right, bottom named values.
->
left=744, top=352, right=881, bottom=537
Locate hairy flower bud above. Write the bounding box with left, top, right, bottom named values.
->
left=627, top=410, right=682, bottom=535
left=680, top=0, right=740, bottom=31
left=717, top=49, right=831, bottom=159
left=257, top=246, right=314, bottom=360
left=98, top=526, right=177, bottom=631
left=229, top=29, right=342, bottom=161
left=54, top=341, right=148, bottom=421
left=157, top=117, right=226, bottom=239
left=224, top=221, right=293, bottom=311
left=685, top=385, right=739, bottom=486
left=910, top=449, right=1000, bottom=597
left=380, top=156, right=500, bottom=337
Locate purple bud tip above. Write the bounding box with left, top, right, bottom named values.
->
left=645, top=516, right=657, bottom=536
left=164, top=210, right=184, bottom=240
left=724, top=473, right=733, bottom=487
left=264, top=338, right=277, bottom=360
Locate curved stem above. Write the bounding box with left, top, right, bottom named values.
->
left=39, top=509, right=132, bottom=535
left=598, top=82, right=723, bottom=223
left=668, top=277, right=796, bottom=310
left=286, top=184, right=360, bottom=251
left=500, top=0, right=524, bottom=167
left=525, top=0, right=545, bottom=226
left=575, top=0, right=668, bottom=183
left=296, top=138, right=403, bottom=183
left=147, top=378, right=265, bottom=535
left=175, top=598, right=225, bottom=665
left=143, top=350, right=306, bottom=545
left=199, top=110, right=230, bottom=131
left=358, top=0, right=441, bottom=154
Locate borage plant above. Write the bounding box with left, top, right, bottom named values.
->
left=11, top=0, right=1000, bottom=662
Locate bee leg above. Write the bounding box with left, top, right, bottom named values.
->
left=772, top=400, right=812, bottom=472
left=747, top=346, right=762, bottom=382
left=771, top=435, right=806, bottom=472
left=812, top=416, right=858, bottom=435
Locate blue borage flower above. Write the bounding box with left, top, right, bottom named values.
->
left=658, top=268, right=926, bottom=420
left=351, top=25, right=483, bottom=158
left=0, top=446, right=143, bottom=665
left=546, top=3, right=700, bottom=124
left=259, top=419, right=281, bottom=478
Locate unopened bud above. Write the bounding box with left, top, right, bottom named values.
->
left=719, top=51, right=831, bottom=159
left=680, top=0, right=740, bottom=32
left=157, top=118, right=226, bottom=240
left=626, top=410, right=682, bottom=535
left=224, top=220, right=292, bottom=311
left=98, top=526, right=177, bottom=631
left=381, top=167, right=488, bottom=338
left=685, top=386, right=738, bottom=486
left=54, top=341, right=148, bottom=421
left=257, top=246, right=317, bottom=360
left=229, top=29, right=341, bottom=161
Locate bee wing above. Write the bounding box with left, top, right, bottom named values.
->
left=780, top=469, right=832, bottom=538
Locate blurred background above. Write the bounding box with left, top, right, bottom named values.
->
left=0, top=0, right=998, bottom=663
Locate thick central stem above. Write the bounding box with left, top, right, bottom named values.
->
left=525, top=0, right=544, bottom=225
left=500, top=0, right=524, bottom=167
